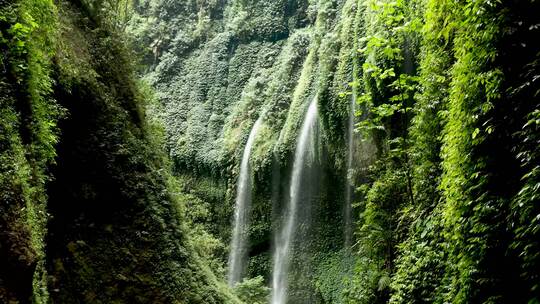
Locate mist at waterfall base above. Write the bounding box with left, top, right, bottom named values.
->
left=272, top=99, right=321, bottom=304
left=228, top=118, right=263, bottom=286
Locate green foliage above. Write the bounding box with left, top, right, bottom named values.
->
left=347, top=164, right=408, bottom=304
left=387, top=0, right=452, bottom=301
left=314, top=250, right=356, bottom=304
left=0, top=0, right=245, bottom=302
left=434, top=0, right=529, bottom=301
left=349, top=0, right=540, bottom=303
left=233, top=276, right=270, bottom=304
left=0, top=0, right=59, bottom=301
left=1, top=0, right=536, bottom=302
left=345, top=0, right=423, bottom=302
left=389, top=208, right=447, bottom=304
left=40, top=2, right=242, bottom=303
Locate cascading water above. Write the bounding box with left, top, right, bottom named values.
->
left=228, top=117, right=263, bottom=287
left=344, top=92, right=356, bottom=247
left=272, top=99, right=319, bottom=304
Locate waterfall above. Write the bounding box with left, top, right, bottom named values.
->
left=272, top=99, right=319, bottom=304
left=228, top=117, right=263, bottom=287
left=344, top=92, right=355, bottom=247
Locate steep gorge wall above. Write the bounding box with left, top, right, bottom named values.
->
left=131, top=0, right=373, bottom=291
left=0, top=0, right=240, bottom=302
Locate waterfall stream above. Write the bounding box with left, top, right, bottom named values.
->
left=345, top=92, right=356, bottom=247
left=228, top=117, right=263, bottom=286
left=272, top=99, right=319, bottom=304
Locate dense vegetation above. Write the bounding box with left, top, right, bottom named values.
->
left=1, top=0, right=238, bottom=302
left=351, top=0, right=540, bottom=302
left=0, top=0, right=538, bottom=303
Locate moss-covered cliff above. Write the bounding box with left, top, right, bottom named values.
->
left=1, top=0, right=240, bottom=302
left=129, top=0, right=372, bottom=301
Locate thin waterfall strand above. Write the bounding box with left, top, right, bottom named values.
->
left=228, top=117, right=263, bottom=286
left=345, top=92, right=355, bottom=247
left=272, top=99, right=319, bottom=304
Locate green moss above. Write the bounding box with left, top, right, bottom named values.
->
left=0, top=0, right=59, bottom=301
left=35, top=2, right=242, bottom=303
left=133, top=0, right=371, bottom=301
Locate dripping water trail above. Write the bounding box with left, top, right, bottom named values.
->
left=272, top=99, right=319, bottom=304
left=228, top=117, right=263, bottom=287
left=345, top=92, right=356, bottom=248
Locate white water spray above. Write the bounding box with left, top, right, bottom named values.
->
left=228, top=117, right=263, bottom=286
left=272, top=99, right=319, bottom=304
